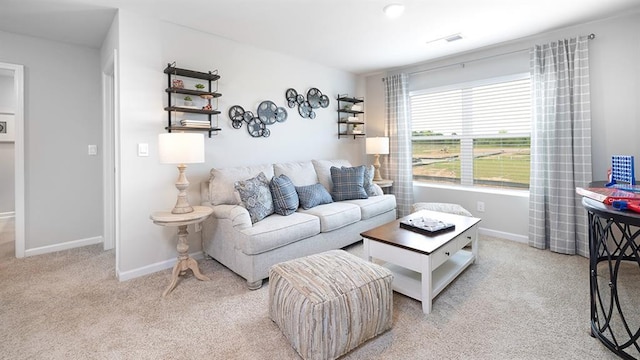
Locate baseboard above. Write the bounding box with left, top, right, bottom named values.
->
left=0, top=211, right=15, bottom=220
left=478, top=227, right=528, bottom=244
left=24, top=236, right=103, bottom=257
left=117, top=251, right=205, bottom=282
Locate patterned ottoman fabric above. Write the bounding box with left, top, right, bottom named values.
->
left=269, top=250, right=393, bottom=360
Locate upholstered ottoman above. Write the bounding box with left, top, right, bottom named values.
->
left=269, top=250, right=393, bottom=360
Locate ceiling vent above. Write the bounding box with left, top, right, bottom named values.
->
left=445, top=34, right=463, bottom=42
left=425, top=33, right=463, bottom=45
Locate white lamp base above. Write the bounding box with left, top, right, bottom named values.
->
left=172, top=164, right=194, bottom=214
left=373, top=154, right=383, bottom=181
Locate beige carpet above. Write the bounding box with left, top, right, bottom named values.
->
left=0, top=236, right=630, bottom=359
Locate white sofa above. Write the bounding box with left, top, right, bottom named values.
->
left=200, top=159, right=397, bottom=289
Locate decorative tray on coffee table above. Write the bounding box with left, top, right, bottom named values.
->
left=399, top=216, right=456, bottom=236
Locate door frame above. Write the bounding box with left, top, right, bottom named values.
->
left=102, top=49, right=120, bottom=274
left=0, top=62, right=25, bottom=258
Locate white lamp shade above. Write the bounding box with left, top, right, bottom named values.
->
left=366, top=137, right=390, bottom=155
left=158, top=133, right=205, bottom=164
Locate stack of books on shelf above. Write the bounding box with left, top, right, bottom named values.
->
left=576, top=186, right=640, bottom=205
left=180, top=119, right=210, bottom=128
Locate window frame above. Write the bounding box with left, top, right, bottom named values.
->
left=409, top=72, right=531, bottom=189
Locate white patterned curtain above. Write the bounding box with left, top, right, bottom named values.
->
left=529, top=36, right=592, bottom=256
left=383, top=73, right=413, bottom=217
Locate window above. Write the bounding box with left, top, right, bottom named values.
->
left=410, top=74, right=531, bottom=190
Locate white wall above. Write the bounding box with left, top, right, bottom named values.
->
left=0, top=74, right=15, bottom=214
left=362, top=11, right=640, bottom=241
left=0, top=31, right=103, bottom=251
left=114, top=10, right=365, bottom=277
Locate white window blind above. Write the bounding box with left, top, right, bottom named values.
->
left=410, top=75, right=531, bottom=189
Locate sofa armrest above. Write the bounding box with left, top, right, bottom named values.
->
left=200, top=180, right=211, bottom=204
left=205, top=204, right=252, bottom=230
left=371, top=183, right=384, bottom=196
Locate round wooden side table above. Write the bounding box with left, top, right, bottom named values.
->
left=150, top=205, right=213, bottom=297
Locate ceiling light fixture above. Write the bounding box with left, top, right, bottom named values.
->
left=383, top=4, right=405, bottom=19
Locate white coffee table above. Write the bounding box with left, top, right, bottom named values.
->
left=361, top=209, right=481, bottom=314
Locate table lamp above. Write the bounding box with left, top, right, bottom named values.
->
left=158, top=133, right=205, bottom=214
left=366, top=137, right=390, bottom=181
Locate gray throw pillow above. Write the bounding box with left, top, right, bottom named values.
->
left=270, top=174, right=299, bottom=216
left=362, top=165, right=378, bottom=196
left=234, top=172, right=274, bottom=224
left=296, top=183, right=333, bottom=210
left=330, top=165, right=368, bottom=201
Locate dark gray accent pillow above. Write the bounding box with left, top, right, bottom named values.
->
left=234, top=172, right=274, bottom=224
left=295, top=183, right=333, bottom=210
left=330, top=165, right=368, bottom=201
left=270, top=174, right=299, bottom=216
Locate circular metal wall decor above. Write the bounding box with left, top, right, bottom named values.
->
left=298, top=101, right=312, bottom=118
left=257, top=100, right=287, bottom=125
left=285, top=88, right=298, bottom=108
left=285, top=87, right=330, bottom=118
left=307, top=88, right=322, bottom=108
left=228, top=102, right=287, bottom=138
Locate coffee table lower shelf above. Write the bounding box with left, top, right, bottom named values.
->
left=383, top=250, right=474, bottom=302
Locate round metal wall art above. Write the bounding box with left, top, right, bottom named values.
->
left=285, top=87, right=329, bottom=118
left=228, top=102, right=287, bottom=138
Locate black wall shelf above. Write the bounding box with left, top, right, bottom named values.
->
left=164, top=63, right=222, bottom=138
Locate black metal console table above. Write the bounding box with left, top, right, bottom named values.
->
left=582, top=195, right=640, bottom=359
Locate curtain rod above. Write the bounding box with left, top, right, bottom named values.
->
left=399, top=33, right=596, bottom=77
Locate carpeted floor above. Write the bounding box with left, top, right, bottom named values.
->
left=0, top=236, right=632, bottom=359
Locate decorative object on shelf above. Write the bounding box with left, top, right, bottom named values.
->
left=285, top=87, right=330, bottom=119
left=366, top=137, right=390, bottom=181
left=164, top=62, right=222, bottom=138
left=172, top=79, right=184, bottom=89
left=337, top=94, right=365, bottom=139
left=228, top=102, right=287, bottom=138
left=158, top=132, right=205, bottom=214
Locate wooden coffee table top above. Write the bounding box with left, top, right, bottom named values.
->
left=361, top=209, right=481, bottom=255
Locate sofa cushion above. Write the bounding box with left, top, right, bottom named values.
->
left=235, top=172, right=274, bottom=224
left=209, top=164, right=275, bottom=205
left=239, top=212, right=321, bottom=255
left=298, top=202, right=361, bottom=232
left=296, top=183, right=333, bottom=210
left=330, top=165, right=368, bottom=201
left=312, top=159, right=352, bottom=193
left=273, top=161, right=318, bottom=186
left=270, top=174, right=299, bottom=216
left=342, top=194, right=397, bottom=220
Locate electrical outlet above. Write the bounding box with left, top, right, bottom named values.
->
left=195, top=222, right=202, bottom=233
left=477, top=201, right=485, bottom=212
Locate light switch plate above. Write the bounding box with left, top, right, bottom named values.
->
left=88, top=145, right=97, bottom=156
left=138, top=143, right=149, bottom=157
